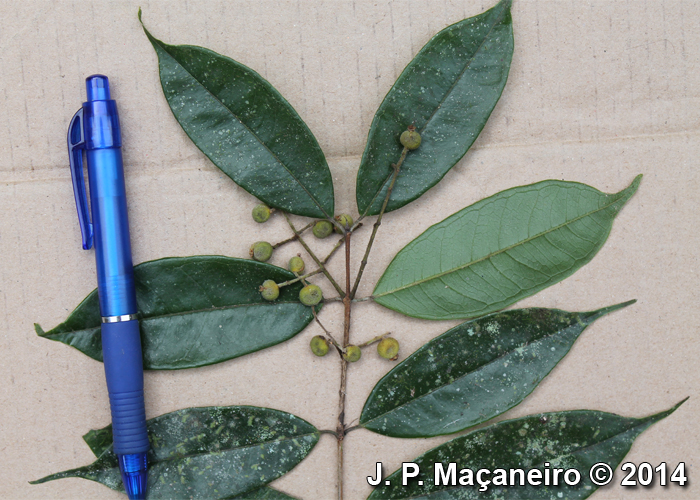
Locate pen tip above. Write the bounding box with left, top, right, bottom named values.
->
left=118, top=453, right=148, bottom=499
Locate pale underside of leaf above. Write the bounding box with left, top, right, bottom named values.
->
left=360, top=302, right=634, bottom=438
left=373, top=176, right=641, bottom=320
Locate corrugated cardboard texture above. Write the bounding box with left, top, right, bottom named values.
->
left=1, top=1, right=697, bottom=499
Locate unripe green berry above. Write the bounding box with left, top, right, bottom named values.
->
left=249, top=241, right=273, bottom=262
left=400, top=126, right=421, bottom=150
left=377, top=337, right=400, bottom=360
left=343, top=345, right=361, bottom=363
left=312, top=220, right=333, bottom=239
left=259, top=280, right=279, bottom=301
left=334, top=213, right=354, bottom=233
left=251, top=204, right=271, bottom=223
left=289, top=256, right=305, bottom=274
left=310, top=335, right=329, bottom=357
left=299, top=284, right=323, bottom=306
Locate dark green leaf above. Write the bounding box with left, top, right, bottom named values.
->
left=368, top=399, right=686, bottom=499
left=139, top=10, right=334, bottom=218
left=361, top=302, right=634, bottom=438
left=83, top=426, right=113, bottom=458
left=35, top=256, right=315, bottom=370
left=225, top=486, right=298, bottom=500
left=32, top=406, right=319, bottom=500
left=81, top=423, right=298, bottom=500
left=373, top=176, right=641, bottom=320
left=356, top=0, right=513, bottom=215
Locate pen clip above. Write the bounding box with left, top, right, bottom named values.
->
left=67, top=107, right=93, bottom=250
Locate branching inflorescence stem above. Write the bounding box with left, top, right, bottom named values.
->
left=271, top=221, right=313, bottom=249
left=283, top=212, right=346, bottom=297
left=336, top=146, right=409, bottom=500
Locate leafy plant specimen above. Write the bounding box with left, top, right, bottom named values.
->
left=359, top=302, right=636, bottom=438
left=32, top=406, right=317, bottom=499
left=35, top=257, right=315, bottom=369
left=368, top=400, right=686, bottom=500
left=372, top=177, right=641, bottom=320
left=34, top=1, right=684, bottom=498
left=139, top=12, right=334, bottom=219
left=356, top=0, right=513, bottom=215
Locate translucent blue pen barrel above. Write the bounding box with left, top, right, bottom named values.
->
left=83, top=78, right=149, bottom=458
left=84, top=113, right=137, bottom=318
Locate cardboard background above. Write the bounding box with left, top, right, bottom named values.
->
left=1, top=0, right=697, bottom=498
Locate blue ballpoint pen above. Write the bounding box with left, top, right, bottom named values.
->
left=67, top=75, right=149, bottom=499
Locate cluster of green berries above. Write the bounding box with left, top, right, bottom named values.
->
left=312, top=213, right=354, bottom=239
left=258, top=253, right=322, bottom=306
left=255, top=126, right=417, bottom=365
left=249, top=201, right=397, bottom=360
left=250, top=204, right=275, bottom=263
left=309, top=335, right=399, bottom=362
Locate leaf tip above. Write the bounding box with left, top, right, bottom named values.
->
left=631, top=172, right=643, bottom=186
left=28, top=475, right=50, bottom=485
left=646, top=396, right=689, bottom=426
left=499, top=0, right=513, bottom=10
left=137, top=6, right=155, bottom=41
left=581, top=299, right=636, bottom=323
left=669, top=396, right=689, bottom=414
left=624, top=174, right=643, bottom=196
left=34, top=323, right=47, bottom=337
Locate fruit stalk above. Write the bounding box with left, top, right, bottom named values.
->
left=283, top=212, right=345, bottom=297
left=350, top=147, right=408, bottom=299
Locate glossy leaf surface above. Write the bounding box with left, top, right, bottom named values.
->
left=374, top=176, right=641, bottom=319
left=33, top=406, right=318, bottom=499
left=356, top=0, right=513, bottom=215
left=81, top=427, right=296, bottom=500
left=35, top=256, right=314, bottom=370
left=227, top=487, right=298, bottom=500
left=368, top=400, right=685, bottom=499
left=361, top=302, right=634, bottom=437
left=140, top=12, right=334, bottom=218
left=82, top=426, right=297, bottom=500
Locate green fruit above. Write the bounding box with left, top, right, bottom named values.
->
left=251, top=204, right=271, bottom=223
left=400, top=126, right=421, bottom=150
left=312, top=220, right=333, bottom=239
left=249, top=241, right=273, bottom=262
left=334, top=213, right=354, bottom=233
left=310, top=335, right=329, bottom=357
left=343, top=345, right=361, bottom=362
left=299, top=284, right=323, bottom=306
left=377, top=337, right=400, bottom=360
left=259, top=280, right=279, bottom=301
left=289, top=256, right=305, bottom=274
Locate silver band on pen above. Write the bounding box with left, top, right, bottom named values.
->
left=101, top=314, right=139, bottom=323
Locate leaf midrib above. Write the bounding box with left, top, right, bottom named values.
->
left=152, top=35, right=330, bottom=218
left=374, top=194, right=622, bottom=299
left=47, top=300, right=305, bottom=337
left=361, top=1, right=509, bottom=216
left=135, top=430, right=319, bottom=467
left=390, top=416, right=652, bottom=500
left=361, top=317, right=581, bottom=428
